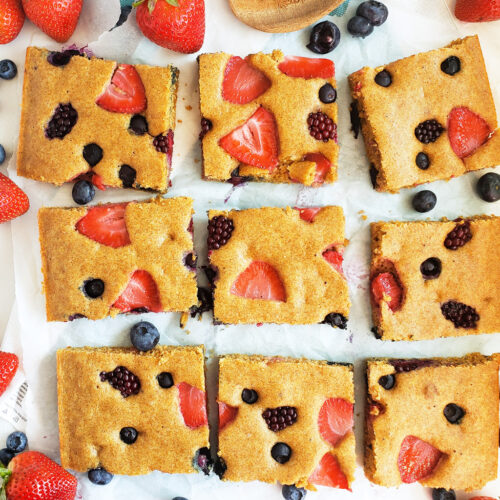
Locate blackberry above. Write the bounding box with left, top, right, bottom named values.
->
left=153, top=132, right=173, bottom=154
left=100, top=366, right=140, bottom=397
left=120, top=427, right=138, bottom=444
left=390, top=359, right=434, bottom=372
left=262, top=406, right=297, bottom=432
left=208, top=215, right=234, bottom=250
left=378, top=374, right=395, bottom=390
left=441, top=300, right=479, bottom=329
left=45, top=103, right=78, bottom=139
left=199, top=118, right=212, bottom=140
left=322, top=313, right=347, bottom=329
left=443, top=403, right=465, bottom=424
left=414, top=119, right=444, bottom=144
left=444, top=220, right=472, bottom=249
left=307, top=111, right=337, bottom=142
left=440, top=56, right=461, bottom=76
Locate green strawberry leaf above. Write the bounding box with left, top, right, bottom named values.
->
left=164, top=0, right=179, bottom=6
left=132, top=0, right=146, bottom=7
left=0, top=464, right=11, bottom=500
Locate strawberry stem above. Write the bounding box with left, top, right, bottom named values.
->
left=0, top=464, right=12, bottom=500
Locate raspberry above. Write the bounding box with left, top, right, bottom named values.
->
left=414, top=119, right=444, bottom=144
left=99, top=366, right=140, bottom=397
left=441, top=300, right=479, bottom=328
left=262, top=406, right=297, bottom=432
left=153, top=132, right=173, bottom=154
left=207, top=215, right=234, bottom=250
left=199, top=118, right=212, bottom=140
left=307, top=111, right=337, bottom=142
left=444, top=220, right=472, bottom=250
left=45, top=103, right=78, bottom=139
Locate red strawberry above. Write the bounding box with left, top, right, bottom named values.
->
left=308, top=452, right=350, bottom=490
left=448, top=106, right=491, bottom=158
left=455, top=0, right=500, bottom=21
left=231, top=261, right=286, bottom=302
left=318, top=397, right=353, bottom=447
left=219, top=107, right=279, bottom=170
left=0, top=0, right=25, bottom=45
left=304, top=152, right=331, bottom=186
left=135, top=0, right=205, bottom=54
left=22, top=0, right=82, bottom=43
left=3, top=451, right=77, bottom=500
left=0, top=352, right=18, bottom=396
left=295, top=207, right=322, bottom=222
left=91, top=173, right=107, bottom=191
left=371, top=272, right=403, bottom=312
left=278, top=56, right=335, bottom=79
left=398, top=435, right=444, bottom=483
left=222, top=56, right=271, bottom=105
left=112, top=270, right=162, bottom=313
left=469, top=497, right=497, bottom=500
left=76, top=203, right=131, bottom=248
left=177, top=382, right=208, bottom=429
left=218, top=401, right=238, bottom=430
left=96, top=64, right=146, bottom=114
left=0, top=173, right=29, bottom=224
left=322, top=246, right=344, bottom=275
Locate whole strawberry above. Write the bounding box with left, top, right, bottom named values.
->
left=135, top=0, right=205, bottom=54
left=0, top=0, right=25, bottom=45
left=0, top=352, right=19, bottom=396
left=1, top=451, right=77, bottom=500
left=455, top=0, right=500, bottom=22
left=22, top=0, right=82, bottom=42
left=0, top=173, right=29, bottom=223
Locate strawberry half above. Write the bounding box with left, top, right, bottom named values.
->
left=295, top=207, right=322, bottom=222
left=447, top=106, right=491, bottom=159
left=0, top=352, right=18, bottom=397
left=231, top=261, right=286, bottom=302
left=398, top=435, right=444, bottom=483
left=222, top=56, right=271, bottom=105
left=3, top=451, right=77, bottom=500
left=218, top=401, right=238, bottom=430
left=278, top=56, right=335, bottom=79
left=318, top=397, right=354, bottom=447
left=308, top=452, right=350, bottom=490
left=96, top=64, right=147, bottom=114
left=322, top=245, right=344, bottom=276
left=177, top=382, right=208, bottom=429
left=112, top=270, right=162, bottom=313
left=219, top=107, right=279, bottom=170
left=304, top=152, right=331, bottom=186
left=455, top=0, right=500, bottom=21
left=371, top=272, right=403, bottom=312
left=0, top=173, right=29, bottom=224
left=76, top=203, right=131, bottom=248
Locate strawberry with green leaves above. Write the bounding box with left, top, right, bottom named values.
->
left=135, top=0, right=205, bottom=54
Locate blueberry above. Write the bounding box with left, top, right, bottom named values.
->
left=72, top=180, right=95, bottom=205
left=476, top=172, right=500, bottom=202
left=130, top=321, right=159, bottom=351
left=118, top=164, right=136, bottom=188
left=443, top=403, right=465, bottom=424
left=183, top=252, right=197, bottom=270
left=307, top=21, right=340, bottom=54
left=432, top=488, right=456, bottom=500
left=6, top=431, right=27, bottom=453
left=88, top=467, right=113, bottom=485
left=83, top=278, right=105, bottom=299
left=322, top=313, right=347, bottom=329
left=0, top=144, right=5, bottom=165
left=0, top=448, right=15, bottom=466
left=119, top=427, right=138, bottom=444
left=0, top=60, right=17, bottom=80
left=420, top=257, right=441, bottom=280
left=129, top=114, right=149, bottom=135
left=82, top=143, right=103, bottom=167
left=356, top=1, right=388, bottom=26
left=416, top=152, right=430, bottom=170
left=412, top=190, right=436, bottom=212
left=378, top=374, right=395, bottom=390
left=440, top=56, right=460, bottom=76
left=271, top=442, right=291, bottom=464
left=347, top=16, right=374, bottom=38
left=47, top=51, right=75, bottom=67
left=374, top=70, right=392, bottom=87
left=172, top=498, right=188, bottom=500
left=282, top=484, right=306, bottom=500
left=318, top=83, right=337, bottom=104
left=241, top=388, right=258, bottom=404
left=157, top=372, right=174, bottom=388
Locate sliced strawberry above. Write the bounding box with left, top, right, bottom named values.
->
left=112, top=270, right=162, bottom=313
left=91, top=173, right=107, bottom=191
left=218, top=401, right=238, bottom=430
left=304, top=153, right=331, bottom=186
left=96, top=64, right=146, bottom=114
left=308, top=452, right=350, bottom=490
left=222, top=56, right=271, bottom=105
left=322, top=246, right=344, bottom=275
left=177, top=382, right=208, bottom=429
left=447, top=106, right=491, bottom=159
left=76, top=203, right=131, bottom=248
left=455, top=0, right=500, bottom=22
left=318, top=397, right=354, bottom=447
left=398, top=435, right=444, bottom=483
left=219, top=107, right=279, bottom=170
left=371, top=272, right=403, bottom=312
left=231, top=261, right=286, bottom=302
left=295, top=207, right=322, bottom=222
left=278, top=56, right=335, bottom=79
